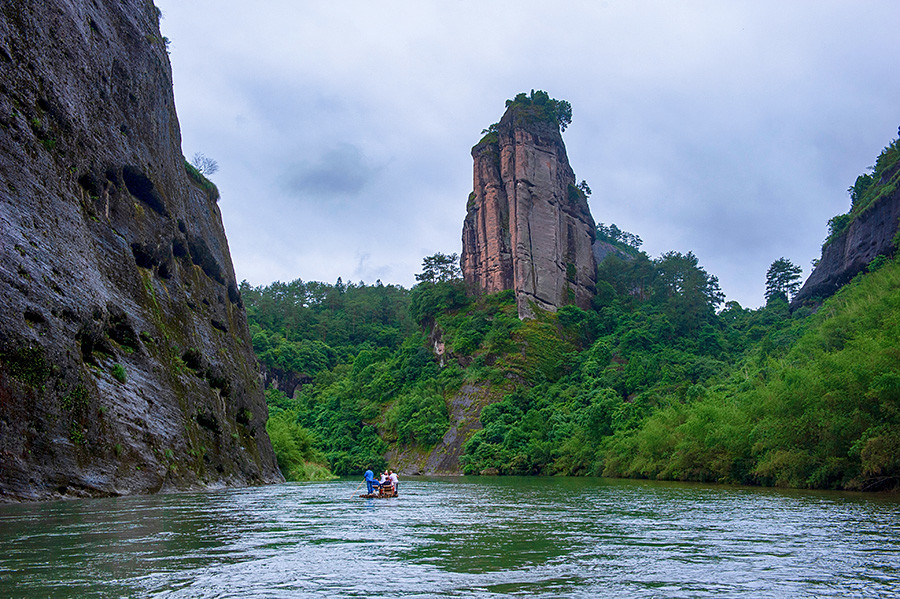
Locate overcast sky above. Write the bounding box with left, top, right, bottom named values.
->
left=155, top=0, right=900, bottom=309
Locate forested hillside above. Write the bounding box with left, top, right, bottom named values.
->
left=244, top=131, right=900, bottom=491
left=242, top=233, right=796, bottom=479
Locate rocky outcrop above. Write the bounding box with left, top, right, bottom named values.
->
left=461, top=102, right=597, bottom=319
left=592, top=239, right=637, bottom=265
left=792, top=184, right=900, bottom=308
left=0, top=0, right=281, bottom=501
left=385, top=383, right=499, bottom=475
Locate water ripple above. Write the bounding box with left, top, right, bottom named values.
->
left=1, top=477, right=898, bottom=598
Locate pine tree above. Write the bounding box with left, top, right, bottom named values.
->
left=765, top=258, right=803, bottom=303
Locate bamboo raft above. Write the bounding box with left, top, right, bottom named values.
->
left=360, top=485, right=398, bottom=499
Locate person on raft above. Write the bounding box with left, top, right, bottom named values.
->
left=389, top=470, right=399, bottom=494
left=364, top=468, right=380, bottom=494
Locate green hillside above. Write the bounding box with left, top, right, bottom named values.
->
left=602, top=255, right=900, bottom=490
left=244, top=135, right=900, bottom=492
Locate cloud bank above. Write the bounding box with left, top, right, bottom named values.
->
left=156, top=0, right=900, bottom=308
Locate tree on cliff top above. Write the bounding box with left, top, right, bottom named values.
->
left=190, top=152, right=219, bottom=176
left=415, top=252, right=462, bottom=284
left=765, top=257, right=803, bottom=303
left=505, top=90, right=572, bottom=132
left=410, top=252, right=468, bottom=326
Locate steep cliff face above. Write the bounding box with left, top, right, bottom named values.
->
left=792, top=170, right=900, bottom=308
left=0, top=0, right=281, bottom=501
left=461, top=102, right=596, bottom=318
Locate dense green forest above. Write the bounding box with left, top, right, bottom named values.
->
left=244, top=131, right=900, bottom=491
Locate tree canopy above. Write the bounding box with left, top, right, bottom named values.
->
left=505, top=90, right=573, bottom=132
left=765, top=257, right=803, bottom=303
left=415, top=252, right=462, bottom=284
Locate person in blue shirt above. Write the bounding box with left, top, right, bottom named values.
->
left=364, top=469, right=379, bottom=494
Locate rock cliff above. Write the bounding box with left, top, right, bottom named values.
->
left=461, top=97, right=597, bottom=319
left=385, top=383, right=501, bottom=476
left=0, top=0, right=282, bottom=501
left=792, top=166, right=900, bottom=308
left=592, top=239, right=638, bottom=265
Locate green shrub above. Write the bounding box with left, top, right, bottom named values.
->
left=504, top=90, right=572, bottom=132
left=266, top=409, right=334, bottom=480
left=111, top=363, right=127, bottom=384
left=183, top=158, right=220, bottom=202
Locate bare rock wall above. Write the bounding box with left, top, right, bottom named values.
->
left=461, top=106, right=596, bottom=318
left=0, top=0, right=282, bottom=501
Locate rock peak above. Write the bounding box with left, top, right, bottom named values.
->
left=461, top=94, right=596, bottom=318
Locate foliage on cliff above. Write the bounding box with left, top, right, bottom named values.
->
left=595, top=222, right=643, bottom=256
left=479, top=90, right=572, bottom=143
left=824, top=130, right=900, bottom=248
left=183, top=158, right=220, bottom=202
left=505, top=90, right=573, bottom=132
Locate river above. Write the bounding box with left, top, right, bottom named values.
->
left=1, top=476, right=898, bottom=598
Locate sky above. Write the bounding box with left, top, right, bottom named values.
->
left=154, top=0, right=900, bottom=309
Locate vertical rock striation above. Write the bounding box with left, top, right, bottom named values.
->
left=461, top=99, right=596, bottom=318
left=0, top=0, right=281, bottom=501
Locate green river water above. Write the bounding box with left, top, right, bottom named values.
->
left=1, top=476, right=898, bottom=598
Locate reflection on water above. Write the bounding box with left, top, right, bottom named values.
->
left=1, top=477, right=898, bottom=598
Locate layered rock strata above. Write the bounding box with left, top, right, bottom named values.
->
left=792, top=179, right=900, bottom=308
left=0, top=0, right=282, bottom=500
left=461, top=104, right=596, bottom=318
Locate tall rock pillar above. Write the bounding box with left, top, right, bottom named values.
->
left=461, top=98, right=597, bottom=318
